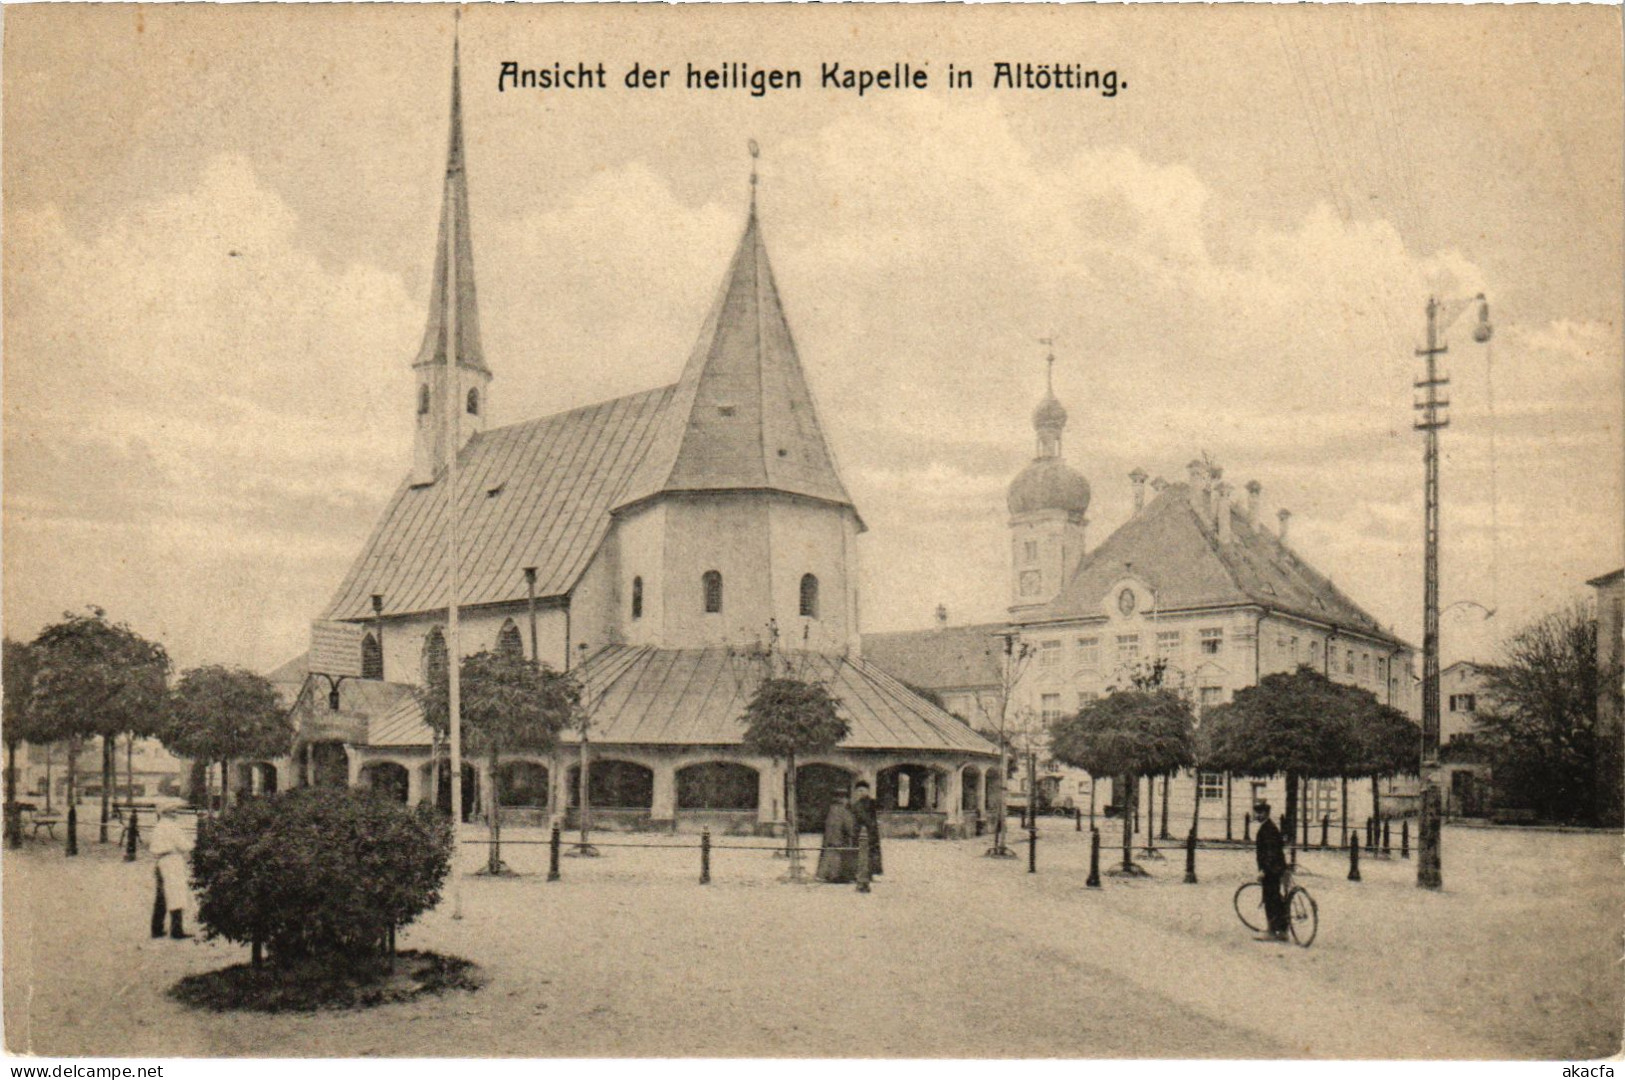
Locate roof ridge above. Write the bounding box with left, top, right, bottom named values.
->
left=480, top=383, right=675, bottom=442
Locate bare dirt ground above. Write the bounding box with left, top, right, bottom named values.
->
left=4, top=820, right=1620, bottom=1059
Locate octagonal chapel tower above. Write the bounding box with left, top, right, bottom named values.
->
left=608, top=192, right=865, bottom=655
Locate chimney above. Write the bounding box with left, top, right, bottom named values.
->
left=1150, top=476, right=1169, bottom=494
left=1277, top=507, right=1293, bottom=543
left=1215, top=481, right=1233, bottom=543
left=934, top=603, right=948, bottom=629
left=1246, top=479, right=1262, bottom=519
left=1129, top=468, right=1149, bottom=512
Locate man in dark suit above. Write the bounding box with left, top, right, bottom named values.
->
left=1254, top=800, right=1290, bottom=942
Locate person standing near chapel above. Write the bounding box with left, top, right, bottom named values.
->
left=149, top=807, right=195, bottom=940
left=816, top=787, right=858, bottom=883
left=1253, top=800, right=1289, bottom=942
left=850, top=779, right=883, bottom=877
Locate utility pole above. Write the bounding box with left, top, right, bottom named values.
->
left=1414, top=297, right=1448, bottom=890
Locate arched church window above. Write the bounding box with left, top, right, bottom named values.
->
left=702, top=571, right=723, bottom=614
left=361, top=632, right=383, bottom=680
left=497, top=619, right=524, bottom=660
left=467, top=388, right=480, bottom=416
left=423, top=627, right=448, bottom=686
left=631, top=577, right=643, bottom=620
left=417, top=384, right=431, bottom=416
left=799, top=574, right=819, bottom=619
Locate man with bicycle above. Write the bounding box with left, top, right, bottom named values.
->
left=1253, top=800, right=1290, bottom=942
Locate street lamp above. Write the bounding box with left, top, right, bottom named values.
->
left=1413, top=292, right=1492, bottom=891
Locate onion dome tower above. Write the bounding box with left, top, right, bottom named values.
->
left=1008, top=349, right=1090, bottom=610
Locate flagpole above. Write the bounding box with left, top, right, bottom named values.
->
left=445, top=15, right=465, bottom=920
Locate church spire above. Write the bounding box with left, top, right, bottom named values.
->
left=1032, top=338, right=1067, bottom=459
left=410, top=25, right=491, bottom=487
left=614, top=149, right=858, bottom=524
left=413, top=25, right=488, bottom=376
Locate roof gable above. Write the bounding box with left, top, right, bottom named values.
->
left=613, top=210, right=856, bottom=517
left=1026, top=483, right=1404, bottom=646
left=326, top=385, right=672, bottom=619
left=862, top=623, right=1009, bottom=692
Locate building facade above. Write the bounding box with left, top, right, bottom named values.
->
left=279, top=48, right=997, bottom=838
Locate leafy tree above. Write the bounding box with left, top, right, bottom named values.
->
left=419, top=649, right=577, bottom=872
left=1478, top=601, right=1609, bottom=823
left=1202, top=665, right=1357, bottom=841
left=164, top=666, right=292, bottom=817
left=29, top=609, right=170, bottom=855
left=191, top=787, right=452, bottom=967
left=2, top=638, right=51, bottom=847
left=1346, top=693, right=1420, bottom=823
left=740, top=677, right=850, bottom=882
left=1049, top=688, right=1194, bottom=874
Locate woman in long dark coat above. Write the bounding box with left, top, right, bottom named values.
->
left=816, top=790, right=858, bottom=883
left=851, top=780, right=883, bottom=876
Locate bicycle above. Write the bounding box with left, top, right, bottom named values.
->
left=1233, top=874, right=1318, bottom=947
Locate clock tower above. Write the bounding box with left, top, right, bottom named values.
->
left=1007, top=351, right=1090, bottom=612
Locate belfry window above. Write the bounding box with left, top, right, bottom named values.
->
left=702, top=571, right=723, bottom=614
left=467, top=388, right=480, bottom=416
left=799, top=574, right=819, bottom=618
left=417, top=384, right=431, bottom=416
left=497, top=618, right=524, bottom=660
left=632, top=576, right=644, bottom=620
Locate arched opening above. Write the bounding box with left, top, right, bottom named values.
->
left=466, top=387, right=480, bottom=416
left=361, top=632, right=383, bottom=680
left=234, top=761, right=279, bottom=798
left=423, top=627, right=448, bottom=685
left=362, top=761, right=410, bottom=804
left=794, top=763, right=857, bottom=834
left=879, top=764, right=941, bottom=811
left=417, top=384, right=430, bottom=416
left=497, top=619, right=524, bottom=660
left=677, top=762, right=759, bottom=810
left=306, top=742, right=350, bottom=789
left=799, top=574, right=819, bottom=618
left=498, top=760, right=549, bottom=808
left=423, top=761, right=479, bottom=822
left=702, top=570, right=723, bottom=614
left=962, top=766, right=983, bottom=813
left=567, top=760, right=654, bottom=809
left=631, top=576, right=643, bottom=620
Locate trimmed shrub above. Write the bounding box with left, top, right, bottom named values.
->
left=190, top=786, right=453, bottom=964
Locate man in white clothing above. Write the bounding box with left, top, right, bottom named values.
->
left=148, top=808, right=194, bottom=940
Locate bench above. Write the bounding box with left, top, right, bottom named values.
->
left=28, top=811, right=63, bottom=840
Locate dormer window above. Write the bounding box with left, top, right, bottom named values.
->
left=703, top=571, right=723, bottom=614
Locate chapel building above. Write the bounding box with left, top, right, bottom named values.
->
left=278, top=45, right=997, bottom=837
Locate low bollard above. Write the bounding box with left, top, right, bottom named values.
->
left=124, top=813, right=139, bottom=862
left=1320, top=814, right=1329, bottom=849
left=1027, top=826, right=1038, bottom=874
left=700, top=828, right=712, bottom=885
left=1075, top=806, right=1083, bottom=832
left=856, top=826, right=872, bottom=893
left=1366, top=817, right=1377, bottom=853
left=1183, top=829, right=1197, bottom=885
left=1382, top=819, right=1392, bottom=857
left=547, top=824, right=562, bottom=882
left=1243, top=813, right=1252, bottom=842
left=1401, top=818, right=1411, bottom=859
left=1086, top=827, right=1102, bottom=889
left=1348, top=831, right=1362, bottom=882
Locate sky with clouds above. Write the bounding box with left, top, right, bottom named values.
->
left=4, top=4, right=1620, bottom=675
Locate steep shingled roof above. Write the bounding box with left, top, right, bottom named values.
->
left=862, top=623, right=1008, bottom=693
left=563, top=646, right=996, bottom=754
left=613, top=209, right=858, bottom=521
left=1025, top=482, right=1407, bottom=647
left=325, top=385, right=673, bottom=619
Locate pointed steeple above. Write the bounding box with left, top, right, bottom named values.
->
left=414, top=29, right=487, bottom=375
left=615, top=156, right=858, bottom=523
